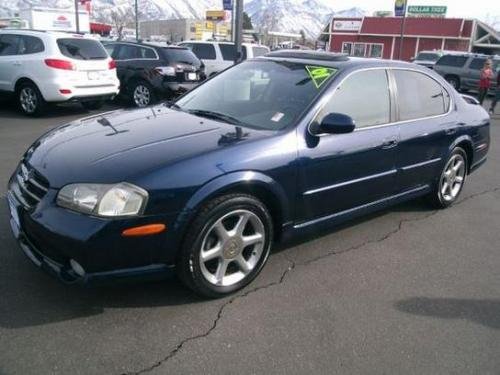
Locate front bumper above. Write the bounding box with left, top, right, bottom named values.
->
left=7, top=187, right=178, bottom=284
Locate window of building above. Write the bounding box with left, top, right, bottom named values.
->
left=341, top=42, right=383, bottom=59
left=353, top=43, right=366, bottom=57
left=342, top=42, right=352, bottom=55
left=393, top=70, right=448, bottom=121
left=318, top=69, right=391, bottom=128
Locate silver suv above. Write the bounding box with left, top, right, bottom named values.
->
left=433, top=52, right=499, bottom=92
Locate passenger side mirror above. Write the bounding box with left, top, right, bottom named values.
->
left=313, top=113, right=355, bottom=135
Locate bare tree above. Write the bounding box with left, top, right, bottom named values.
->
left=108, top=9, right=134, bottom=40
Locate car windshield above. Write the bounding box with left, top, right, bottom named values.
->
left=162, top=48, right=200, bottom=65
left=175, top=60, right=338, bottom=130
left=416, top=53, right=440, bottom=61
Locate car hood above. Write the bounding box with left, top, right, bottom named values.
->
left=25, top=106, right=270, bottom=188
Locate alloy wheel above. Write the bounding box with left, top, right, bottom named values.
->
left=133, top=85, right=151, bottom=107
left=20, top=87, right=38, bottom=114
left=199, top=209, right=266, bottom=287
left=440, top=154, right=466, bottom=202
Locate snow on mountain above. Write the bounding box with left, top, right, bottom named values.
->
left=0, top=0, right=365, bottom=39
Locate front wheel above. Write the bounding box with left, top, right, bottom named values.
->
left=177, top=194, right=273, bottom=298
left=428, top=147, right=467, bottom=208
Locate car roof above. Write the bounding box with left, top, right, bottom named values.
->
left=261, top=50, right=416, bottom=70
left=179, top=40, right=267, bottom=47
left=105, top=40, right=189, bottom=50
left=0, top=29, right=95, bottom=39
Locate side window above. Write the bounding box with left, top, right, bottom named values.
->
left=19, top=36, right=44, bottom=54
left=192, top=43, right=216, bottom=60
left=0, top=34, right=21, bottom=56
left=115, top=45, right=138, bottom=60
left=219, top=44, right=236, bottom=61
left=241, top=45, right=247, bottom=60
left=436, top=55, right=467, bottom=67
left=319, top=69, right=391, bottom=128
left=138, top=46, right=157, bottom=59
left=104, top=43, right=117, bottom=58
left=469, top=58, right=486, bottom=70
left=393, top=70, right=448, bottom=121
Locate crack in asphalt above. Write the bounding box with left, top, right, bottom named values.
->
left=124, top=185, right=500, bottom=375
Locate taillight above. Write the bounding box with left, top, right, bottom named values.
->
left=108, top=59, right=116, bottom=70
left=45, top=59, right=75, bottom=70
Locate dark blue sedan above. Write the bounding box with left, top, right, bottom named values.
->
left=7, top=51, right=490, bottom=297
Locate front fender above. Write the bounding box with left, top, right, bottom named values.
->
left=172, top=170, right=291, bottom=232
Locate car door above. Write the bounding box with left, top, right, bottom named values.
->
left=392, top=69, right=455, bottom=191
left=297, top=68, right=399, bottom=222
left=464, top=57, right=486, bottom=90
left=0, top=34, right=21, bottom=92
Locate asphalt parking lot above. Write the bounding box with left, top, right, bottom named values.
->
left=0, top=99, right=499, bottom=375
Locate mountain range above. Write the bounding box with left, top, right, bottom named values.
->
left=0, top=0, right=366, bottom=38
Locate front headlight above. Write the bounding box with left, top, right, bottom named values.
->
left=57, top=182, right=148, bottom=217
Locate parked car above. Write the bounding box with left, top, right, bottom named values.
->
left=8, top=51, right=489, bottom=297
left=433, top=52, right=500, bottom=91
left=103, top=41, right=205, bottom=107
left=0, top=29, right=119, bottom=116
left=177, top=41, right=270, bottom=76
left=411, top=50, right=446, bottom=69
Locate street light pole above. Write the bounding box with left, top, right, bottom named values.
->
left=74, top=0, right=80, bottom=33
left=135, top=0, right=139, bottom=41
left=234, top=0, right=243, bottom=63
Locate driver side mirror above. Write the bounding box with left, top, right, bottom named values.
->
left=312, top=113, right=355, bottom=135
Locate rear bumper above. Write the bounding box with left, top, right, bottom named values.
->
left=162, top=82, right=199, bottom=95
left=40, top=78, right=120, bottom=102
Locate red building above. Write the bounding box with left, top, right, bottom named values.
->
left=322, top=17, right=500, bottom=61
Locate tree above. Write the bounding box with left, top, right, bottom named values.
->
left=243, top=12, right=253, bottom=30
left=299, top=29, right=306, bottom=44
left=108, top=9, right=134, bottom=40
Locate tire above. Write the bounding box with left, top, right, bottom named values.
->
left=81, top=100, right=104, bottom=110
left=17, top=82, right=46, bottom=117
left=428, top=147, right=468, bottom=208
left=177, top=194, right=274, bottom=298
left=129, top=80, right=155, bottom=108
left=445, top=75, right=460, bottom=91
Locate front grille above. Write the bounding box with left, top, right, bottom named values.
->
left=11, top=162, right=49, bottom=209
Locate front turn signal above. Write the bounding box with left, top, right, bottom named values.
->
left=122, top=224, right=166, bottom=237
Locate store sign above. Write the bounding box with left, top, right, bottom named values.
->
left=206, top=10, right=226, bottom=21
left=222, top=0, right=232, bottom=11
left=333, top=20, right=361, bottom=32
left=408, top=5, right=447, bottom=16
left=53, top=15, right=72, bottom=29
left=394, top=0, right=407, bottom=17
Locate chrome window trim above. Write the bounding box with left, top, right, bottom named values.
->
left=307, top=66, right=454, bottom=137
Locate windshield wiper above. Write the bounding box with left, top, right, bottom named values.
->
left=186, top=109, right=245, bottom=126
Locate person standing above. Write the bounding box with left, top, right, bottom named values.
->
left=490, top=69, right=500, bottom=115
left=478, top=59, right=494, bottom=105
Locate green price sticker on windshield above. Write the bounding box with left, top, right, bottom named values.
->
left=306, top=65, right=338, bottom=89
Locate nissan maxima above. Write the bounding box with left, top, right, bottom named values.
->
left=7, top=51, right=490, bottom=297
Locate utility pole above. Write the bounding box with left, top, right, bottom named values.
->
left=74, top=0, right=80, bottom=33
left=135, top=0, right=139, bottom=41
left=234, top=0, right=243, bottom=63
left=398, top=1, right=408, bottom=60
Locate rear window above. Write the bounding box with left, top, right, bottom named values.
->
left=416, top=52, right=440, bottom=61
left=436, top=55, right=467, bottom=67
left=252, top=46, right=269, bottom=57
left=57, top=38, right=108, bottom=60
left=162, top=48, right=199, bottom=65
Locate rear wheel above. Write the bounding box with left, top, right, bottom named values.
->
left=445, top=75, right=460, bottom=91
left=130, top=80, right=155, bottom=108
left=17, top=82, right=46, bottom=116
left=177, top=194, right=273, bottom=298
left=81, top=100, right=104, bottom=110
left=428, top=147, right=467, bottom=208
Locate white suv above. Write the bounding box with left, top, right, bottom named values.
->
left=178, top=41, right=269, bottom=76
left=0, top=30, right=120, bottom=116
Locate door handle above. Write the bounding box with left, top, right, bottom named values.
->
left=445, top=127, right=457, bottom=135
left=381, top=137, right=398, bottom=149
